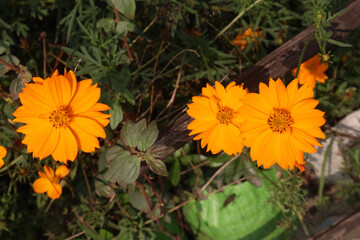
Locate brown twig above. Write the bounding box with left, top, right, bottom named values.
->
left=39, top=32, right=47, bottom=78
left=114, top=7, right=133, bottom=60
left=198, top=154, right=240, bottom=195
left=0, top=58, right=21, bottom=73
left=150, top=49, right=200, bottom=85
left=156, top=63, right=183, bottom=120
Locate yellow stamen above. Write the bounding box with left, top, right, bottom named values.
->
left=49, top=107, right=70, bottom=128
left=216, top=107, right=234, bottom=125
left=267, top=108, right=293, bottom=133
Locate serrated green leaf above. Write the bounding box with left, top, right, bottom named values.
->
left=146, top=158, right=169, bottom=177
left=122, top=155, right=140, bottom=184
left=128, top=191, right=151, bottom=212
left=77, top=220, right=103, bottom=240
left=122, top=21, right=135, bottom=32
left=96, top=18, right=115, bottom=32
left=104, top=147, right=140, bottom=185
left=119, top=121, right=134, bottom=146
left=95, top=178, right=115, bottom=198
left=110, top=68, right=131, bottom=91
left=105, top=145, right=124, bottom=164
left=111, top=0, right=136, bottom=19
left=120, top=88, right=135, bottom=105
left=327, top=38, right=352, bottom=48
left=109, top=99, right=123, bottom=129
left=137, top=121, right=158, bottom=152
left=149, top=145, right=175, bottom=160
left=99, top=229, right=114, bottom=240
left=120, top=119, right=147, bottom=147
left=116, top=22, right=127, bottom=36
left=170, top=158, right=181, bottom=186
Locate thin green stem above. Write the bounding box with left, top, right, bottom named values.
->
left=0, top=155, right=24, bottom=174
left=296, top=210, right=310, bottom=236
left=131, top=43, right=170, bottom=76
left=212, top=0, right=263, bottom=42
left=318, top=136, right=334, bottom=205
left=294, top=33, right=314, bottom=79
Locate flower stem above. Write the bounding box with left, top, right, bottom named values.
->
left=294, top=33, right=314, bottom=79
left=212, top=0, right=263, bottom=42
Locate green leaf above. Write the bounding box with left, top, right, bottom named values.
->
left=146, top=158, right=169, bottom=177
left=110, top=68, right=131, bottom=91
left=95, top=178, right=115, bottom=198
left=9, top=70, right=32, bottom=100
left=149, top=145, right=175, bottom=160
left=170, top=158, right=181, bottom=186
left=120, top=119, right=147, bottom=147
left=109, top=99, right=123, bottom=130
left=116, top=22, right=127, bottom=36
left=69, top=159, right=78, bottom=180
left=77, top=220, right=103, bottom=240
left=122, top=21, right=135, bottom=32
left=183, top=169, right=293, bottom=240
left=137, top=121, right=158, bottom=152
left=111, top=0, right=136, bottom=19
left=104, top=146, right=140, bottom=185
left=99, top=229, right=114, bottom=240
left=128, top=191, right=151, bottom=212
left=96, top=18, right=115, bottom=32
left=327, top=38, right=352, bottom=48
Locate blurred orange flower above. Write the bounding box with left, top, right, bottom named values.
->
left=13, top=70, right=111, bottom=163
left=0, top=146, right=7, bottom=168
left=33, top=165, right=69, bottom=199
left=232, top=28, right=263, bottom=50
left=291, top=55, right=328, bottom=88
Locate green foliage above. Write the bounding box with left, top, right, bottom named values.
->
left=268, top=170, right=307, bottom=230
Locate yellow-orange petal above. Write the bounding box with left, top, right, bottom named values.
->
left=69, top=122, right=100, bottom=152
left=47, top=183, right=62, bottom=199
left=33, top=178, right=52, bottom=194
left=69, top=80, right=100, bottom=115
left=0, top=146, right=6, bottom=158
left=56, top=165, right=69, bottom=178
left=51, top=128, right=78, bottom=163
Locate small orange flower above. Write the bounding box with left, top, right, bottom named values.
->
left=13, top=69, right=111, bottom=163
left=291, top=55, right=328, bottom=88
left=232, top=28, right=263, bottom=50
left=187, top=81, right=248, bottom=155
left=33, top=165, right=69, bottom=199
left=0, top=146, right=7, bottom=168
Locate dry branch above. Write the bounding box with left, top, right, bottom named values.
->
left=155, top=0, right=360, bottom=160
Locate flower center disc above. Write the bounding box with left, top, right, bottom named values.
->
left=306, top=64, right=316, bottom=72
left=267, top=108, right=293, bottom=133
left=49, top=107, right=70, bottom=128
left=216, top=107, right=234, bottom=125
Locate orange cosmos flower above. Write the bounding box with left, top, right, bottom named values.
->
left=187, top=81, right=248, bottom=155
left=232, top=28, right=263, bottom=50
left=33, top=165, right=69, bottom=199
left=13, top=70, right=111, bottom=163
left=240, top=78, right=326, bottom=170
left=0, top=146, right=7, bottom=168
left=291, top=55, right=328, bottom=88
